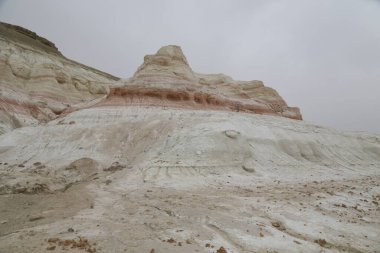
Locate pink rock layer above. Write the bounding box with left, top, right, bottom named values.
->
left=98, top=86, right=302, bottom=120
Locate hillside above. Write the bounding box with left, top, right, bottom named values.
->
left=0, top=22, right=379, bottom=253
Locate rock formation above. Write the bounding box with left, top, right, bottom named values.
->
left=0, top=22, right=119, bottom=134
left=0, top=21, right=301, bottom=135
left=101, top=45, right=302, bottom=120
left=0, top=23, right=379, bottom=253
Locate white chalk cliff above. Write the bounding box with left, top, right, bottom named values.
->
left=0, top=22, right=119, bottom=134
left=0, top=22, right=379, bottom=253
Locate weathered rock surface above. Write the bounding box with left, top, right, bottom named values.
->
left=0, top=22, right=300, bottom=136
left=0, top=106, right=379, bottom=253
left=0, top=23, right=379, bottom=253
left=102, top=45, right=302, bottom=120
left=0, top=22, right=119, bottom=134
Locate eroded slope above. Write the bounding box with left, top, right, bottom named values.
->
left=0, top=22, right=119, bottom=134
left=0, top=23, right=379, bottom=253
left=0, top=107, right=379, bottom=252
left=102, top=45, right=302, bottom=120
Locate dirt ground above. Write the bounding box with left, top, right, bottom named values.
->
left=0, top=170, right=379, bottom=253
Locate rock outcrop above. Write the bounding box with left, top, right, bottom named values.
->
left=0, top=22, right=119, bottom=134
left=101, top=45, right=302, bottom=120
left=0, top=22, right=301, bottom=135
left=0, top=22, right=62, bottom=56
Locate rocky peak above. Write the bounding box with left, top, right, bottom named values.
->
left=132, top=45, right=195, bottom=84
left=107, top=45, right=302, bottom=120
left=156, top=45, right=189, bottom=65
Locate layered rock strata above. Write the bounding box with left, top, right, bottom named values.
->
left=0, top=22, right=119, bottom=134
left=101, top=45, right=302, bottom=120
left=0, top=22, right=301, bottom=135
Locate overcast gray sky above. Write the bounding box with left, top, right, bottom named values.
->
left=1, top=0, right=379, bottom=133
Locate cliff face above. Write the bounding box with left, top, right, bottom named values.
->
left=0, top=22, right=119, bottom=134
left=103, top=45, right=302, bottom=120
left=0, top=24, right=301, bottom=134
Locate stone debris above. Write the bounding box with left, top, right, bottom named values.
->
left=47, top=237, right=96, bottom=252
